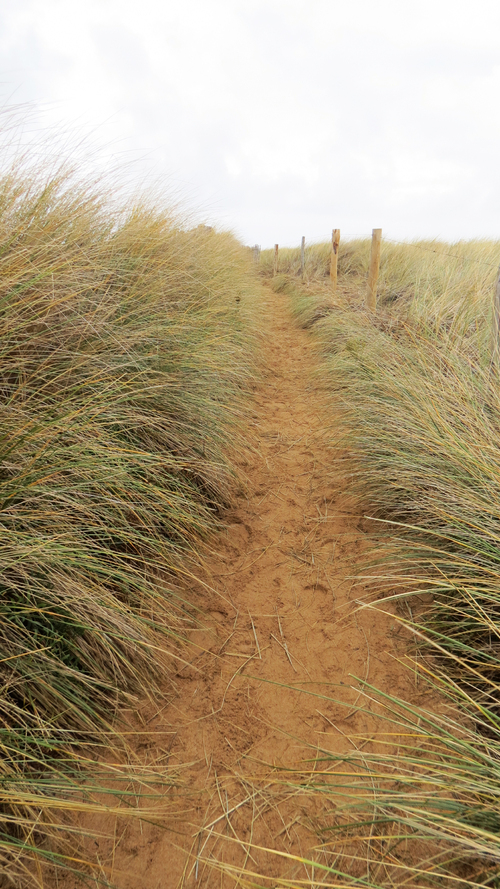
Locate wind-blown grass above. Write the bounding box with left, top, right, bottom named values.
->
left=0, top=155, right=258, bottom=885
left=260, top=237, right=500, bottom=886
left=261, top=237, right=498, bottom=321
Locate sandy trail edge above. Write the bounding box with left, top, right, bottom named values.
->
left=57, top=285, right=428, bottom=888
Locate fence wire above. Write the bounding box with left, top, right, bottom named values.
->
left=263, top=235, right=500, bottom=269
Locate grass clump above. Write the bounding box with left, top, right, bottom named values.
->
left=275, top=237, right=500, bottom=885
left=0, top=153, right=258, bottom=885
left=262, top=238, right=498, bottom=353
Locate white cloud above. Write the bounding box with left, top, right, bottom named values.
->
left=0, top=0, right=500, bottom=245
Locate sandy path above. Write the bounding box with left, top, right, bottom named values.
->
left=66, top=286, right=419, bottom=887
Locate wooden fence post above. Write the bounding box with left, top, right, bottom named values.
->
left=330, top=229, right=340, bottom=292
left=273, top=244, right=279, bottom=277
left=366, top=228, right=382, bottom=311
left=301, top=236, right=305, bottom=280
left=253, top=244, right=261, bottom=263
left=491, top=266, right=500, bottom=369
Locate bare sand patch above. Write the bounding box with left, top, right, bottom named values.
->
left=53, top=285, right=427, bottom=888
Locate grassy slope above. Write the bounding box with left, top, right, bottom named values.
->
left=261, top=240, right=500, bottom=887
left=0, top=161, right=259, bottom=885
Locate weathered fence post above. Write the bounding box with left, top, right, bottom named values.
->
left=301, top=236, right=305, bottom=281
left=252, top=244, right=261, bottom=263
left=366, top=228, right=382, bottom=311
left=491, top=266, right=500, bottom=369
left=330, top=229, right=340, bottom=292
left=273, top=244, right=279, bottom=277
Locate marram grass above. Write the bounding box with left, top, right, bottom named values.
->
left=0, top=155, right=259, bottom=885
left=260, top=237, right=500, bottom=886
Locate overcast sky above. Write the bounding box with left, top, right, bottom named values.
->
left=0, top=0, right=499, bottom=247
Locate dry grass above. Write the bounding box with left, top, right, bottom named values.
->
left=0, top=148, right=260, bottom=885
left=255, top=237, right=500, bottom=886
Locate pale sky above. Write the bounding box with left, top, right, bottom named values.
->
left=1, top=0, right=499, bottom=247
